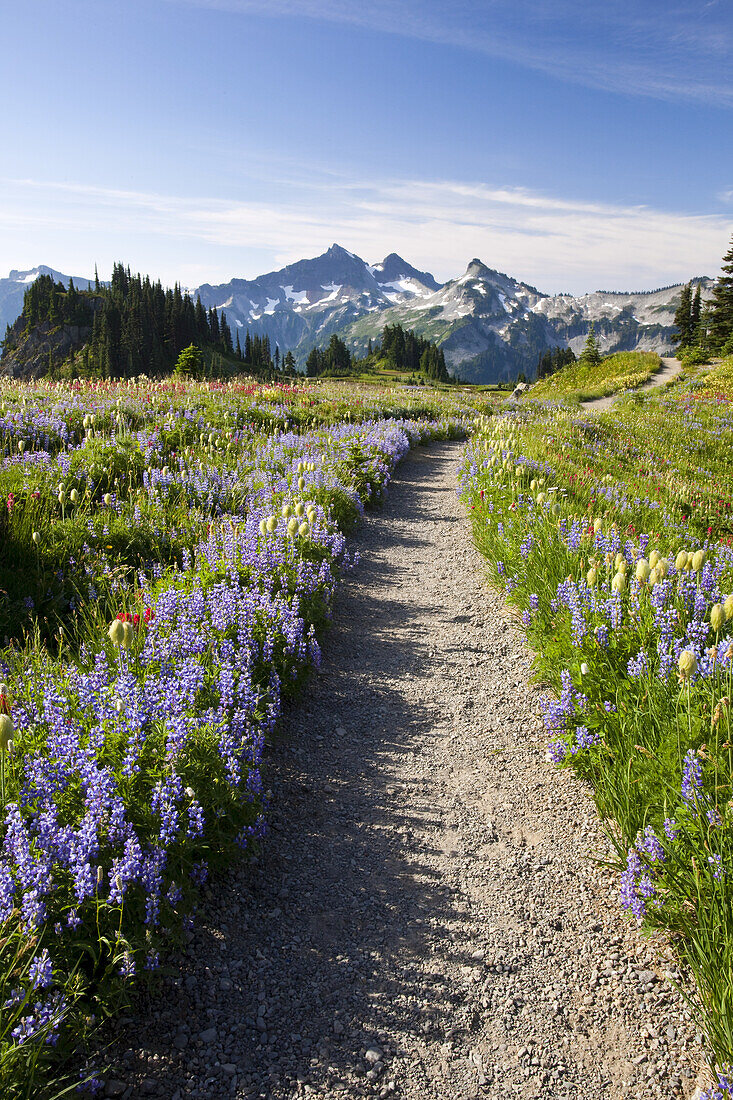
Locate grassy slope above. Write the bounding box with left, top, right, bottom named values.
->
left=527, top=351, right=662, bottom=403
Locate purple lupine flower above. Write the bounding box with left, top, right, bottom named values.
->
left=681, top=749, right=703, bottom=807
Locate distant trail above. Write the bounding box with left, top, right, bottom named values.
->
left=107, top=442, right=702, bottom=1100
left=579, top=356, right=682, bottom=412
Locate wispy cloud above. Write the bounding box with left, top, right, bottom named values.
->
left=1, top=172, right=729, bottom=293
left=164, top=0, right=733, bottom=105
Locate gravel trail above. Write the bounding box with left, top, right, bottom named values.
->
left=579, top=356, right=683, bottom=412
left=108, top=442, right=703, bottom=1100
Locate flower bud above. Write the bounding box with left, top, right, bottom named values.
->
left=103, top=493, right=112, bottom=506
left=281, top=504, right=292, bottom=518
left=551, top=502, right=561, bottom=517
left=108, top=619, right=125, bottom=646
left=611, top=572, right=626, bottom=594
left=185, top=787, right=195, bottom=799
left=294, top=502, right=305, bottom=518
left=69, top=488, right=79, bottom=504
left=675, top=550, right=688, bottom=572
left=678, top=650, right=697, bottom=678
left=57, top=491, right=66, bottom=506
left=710, top=604, right=725, bottom=632
left=586, top=567, right=597, bottom=587
left=32, top=531, right=40, bottom=545
left=530, top=479, right=538, bottom=492
left=96, top=866, right=104, bottom=886
left=298, top=522, right=309, bottom=537
left=725, top=594, right=733, bottom=621
left=635, top=558, right=650, bottom=583
left=287, top=517, right=299, bottom=536
left=580, top=662, right=589, bottom=676
left=121, top=622, right=134, bottom=649
left=536, top=493, right=546, bottom=505
left=0, top=713, right=14, bottom=752
left=692, top=549, right=705, bottom=573
left=648, top=567, right=660, bottom=586
left=649, top=550, right=660, bottom=569
left=266, top=516, right=277, bottom=533
left=115, top=698, right=125, bottom=714
left=298, top=476, right=305, bottom=490
left=614, top=552, right=626, bottom=572
left=657, top=558, right=669, bottom=580
left=259, top=518, right=268, bottom=536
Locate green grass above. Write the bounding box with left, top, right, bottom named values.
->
left=527, top=351, right=663, bottom=403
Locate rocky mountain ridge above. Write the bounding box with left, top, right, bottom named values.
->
left=1, top=251, right=712, bottom=383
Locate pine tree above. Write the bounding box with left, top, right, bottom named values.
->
left=673, top=282, right=693, bottom=348
left=174, top=344, right=203, bottom=378
left=579, top=323, right=602, bottom=366
left=709, top=235, right=733, bottom=351
left=691, top=284, right=702, bottom=336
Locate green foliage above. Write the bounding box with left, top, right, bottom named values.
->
left=673, top=281, right=694, bottom=348
left=1, top=264, right=297, bottom=382
left=174, top=344, right=203, bottom=379
left=536, top=345, right=576, bottom=380
left=380, top=322, right=452, bottom=381
left=306, top=333, right=352, bottom=377
left=710, top=235, right=733, bottom=352
left=578, top=322, right=602, bottom=367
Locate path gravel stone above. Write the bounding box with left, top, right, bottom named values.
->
left=107, top=442, right=704, bottom=1099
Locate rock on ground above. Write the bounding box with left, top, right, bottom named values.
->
left=106, top=442, right=704, bottom=1099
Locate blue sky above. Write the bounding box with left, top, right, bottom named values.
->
left=1, top=0, right=731, bottom=292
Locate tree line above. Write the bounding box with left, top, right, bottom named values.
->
left=3, top=266, right=297, bottom=379
left=304, top=322, right=456, bottom=383
left=535, top=345, right=577, bottom=380
left=674, top=236, right=733, bottom=359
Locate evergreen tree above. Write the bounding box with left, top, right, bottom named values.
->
left=283, top=350, right=296, bottom=376
left=709, top=235, right=733, bottom=351
left=691, top=284, right=702, bottom=336
left=174, top=344, right=203, bottom=378
left=673, top=282, right=693, bottom=348
left=579, top=323, right=602, bottom=366
left=306, top=347, right=323, bottom=377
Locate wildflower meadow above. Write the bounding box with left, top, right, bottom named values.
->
left=0, top=374, right=475, bottom=1096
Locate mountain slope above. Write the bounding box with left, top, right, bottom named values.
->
left=194, top=248, right=710, bottom=383
left=0, top=266, right=91, bottom=340
left=194, top=244, right=441, bottom=363
left=2, top=252, right=711, bottom=383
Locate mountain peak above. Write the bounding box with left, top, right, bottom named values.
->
left=372, top=253, right=441, bottom=292
left=465, top=258, right=494, bottom=277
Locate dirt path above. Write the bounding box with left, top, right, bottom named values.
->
left=580, top=356, right=683, bottom=412
left=106, top=443, right=703, bottom=1100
